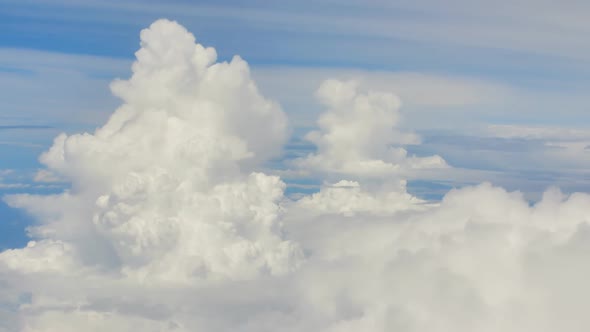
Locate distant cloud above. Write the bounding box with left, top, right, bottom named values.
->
left=294, top=79, right=447, bottom=177
left=0, top=141, right=45, bottom=148
left=0, top=48, right=129, bottom=129
left=0, top=125, right=53, bottom=130
left=0, top=183, right=30, bottom=189
left=33, top=169, right=63, bottom=183
left=487, top=124, right=590, bottom=141
left=0, top=169, right=30, bottom=190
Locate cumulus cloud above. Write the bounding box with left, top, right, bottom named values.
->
left=294, top=180, right=431, bottom=216
left=295, top=79, right=447, bottom=177
left=2, top=19, right=300, bottom=284
left=2, top=19, right=590, bottom=332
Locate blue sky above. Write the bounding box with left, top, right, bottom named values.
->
left=2, top=0, right=590, bottom=250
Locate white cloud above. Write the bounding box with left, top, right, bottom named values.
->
left=295, top=79, right=447, bottom=177
left=6, top=181, right=590, bottom=331
left=2, top=19, right=590, bottom=332
left=279, top=183, right=590, bottom=332
left=293, top=180, right=431, bottom=216
left=2, top=19, right=301, bottom=284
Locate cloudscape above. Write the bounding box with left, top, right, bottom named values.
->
left=2, top=2, right=590, bottom=331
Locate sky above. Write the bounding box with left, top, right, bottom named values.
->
left=1, top=1, right=590, bottom=331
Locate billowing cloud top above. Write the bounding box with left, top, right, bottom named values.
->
left=2, top=19, right=590, bottom=332
left=297, top=79, right=447, bottom=177
left=3, top=19, right=301, bottom=284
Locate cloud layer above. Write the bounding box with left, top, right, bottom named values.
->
left=2, top=19, right=590, bottom=332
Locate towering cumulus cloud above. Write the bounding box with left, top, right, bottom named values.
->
left=297, top=79, right=447, bottom=177
left=1, top=19, right=301, bottom=284
left=2, top=19, right=590, bottom=332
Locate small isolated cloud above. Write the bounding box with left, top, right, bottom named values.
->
left=33, top=170, right=62, bottom=183
left=1, top=19, right=590, bottom=332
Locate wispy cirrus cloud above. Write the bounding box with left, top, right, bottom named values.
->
left=0, top=125, right=53, bottom=130
left=0, top=49, right=128, bottom=129
left=4, top=0, right=590, bottom=74
left=487, top=124, right=590, bottom=141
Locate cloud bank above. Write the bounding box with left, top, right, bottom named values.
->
left=1, top=19, right=590, bottom=332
